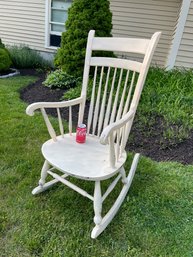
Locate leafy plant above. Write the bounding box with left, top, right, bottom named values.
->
left=55, top=0, right=113, bottom=77
left=0, top=39, right=12, bottom=72
left=43, top=69, right=80, bottom=89
left=8, top=45, right=51, bottom=69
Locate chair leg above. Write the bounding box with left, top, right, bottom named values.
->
left=119, top=166, right=128, bottom=184
left=91, top=153, right=140, bottom=239
left=39, top=160, right=50, bottom=186
left=93, top=181, right=102, bottom=226
left=32, top=160, right=52, bottom=195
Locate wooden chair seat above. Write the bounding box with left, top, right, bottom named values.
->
left=42, top=134, right=127, bottom=181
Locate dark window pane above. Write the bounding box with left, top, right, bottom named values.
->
left=50, top=35, right=61, bottom=47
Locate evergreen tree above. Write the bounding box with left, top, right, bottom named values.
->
left=55, top=0, right=112, bottom=77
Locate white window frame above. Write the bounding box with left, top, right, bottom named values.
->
left=45, top=0, right=71, bottom=49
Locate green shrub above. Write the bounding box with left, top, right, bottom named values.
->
left=55, top=0, right=113, bottom=77
left=0, top=38, right=12, bottom=72
left=8, top=45, right=51, bottom=69
left=0, top=48, right=12, bottom=72
left=43, top=69, right=80, bottom=89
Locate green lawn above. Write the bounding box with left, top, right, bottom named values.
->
left=0, top=76, right=193, bottom=257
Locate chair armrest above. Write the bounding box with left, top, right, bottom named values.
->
left=100, top=110, right=135, bottom=145
left=26, top=97, right=84, bottom=116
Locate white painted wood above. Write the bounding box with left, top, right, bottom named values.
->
left=91, top=153, right=140, bottom=239
left=92, top=37, right=149, bottom=54
left=69, top=106, right=72, bottom=135
left=109, top=134, right=116, bottom=168
left=39, top=160, right=50, bottom=186
left=32, top=173, right=69, bottom=195
left=26, top=30, right=161, bottom=239
left=79, top=30, right=95, bottom=124
left=45, top=0, right=50, bottom=48
left=90, top=57, right=142, bottom=73
left=87, top=66, right=98, bottom=135
left=123, top=72, right=136, bottom=116
left=42, top=134, right=127, bottom=181
left=116, top=130, right=120, bottom=161
left=97, top=67, right=111, bottom=136
left=103, top=68, right=117, bottom=129
left=100, top=110, right=134, bottom=145
left=120, top=125, right=126, bottom=155
left=166, top=0, right=191, bottom=69
left=92, top=66, right=104, bottom=135
left=57, top=108, right=64, bottom=137
left=26, top=97, right=83, bottom=116
left=116, top=70, right=130, bottom=122
left=110, top=69, right=123, bottom=124
left=93, top=181, right=102, bottom=225
left=47, top=170, right=94, bottom=201
left=41, top=108, right=57, bottom=141
left=102, top=174, right=122, bottom=202
left=175, top=0, right=193, bottom=68
left=119, top=166, right=128, bottom=184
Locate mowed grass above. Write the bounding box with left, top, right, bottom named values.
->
left=0, top=76, right=193, bottom=257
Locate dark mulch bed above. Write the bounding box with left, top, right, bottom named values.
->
left=20, top=70, right=193, bottom=164
left=0, top=69, right=15, bottom=76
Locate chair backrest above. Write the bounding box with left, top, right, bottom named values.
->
left=78, top=30, right=161, bottom=141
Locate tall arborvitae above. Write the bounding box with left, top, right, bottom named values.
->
left=55, top=0, right=113, bottom=77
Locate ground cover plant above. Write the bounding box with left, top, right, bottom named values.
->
left=43, top=69, right=80, bottom=89
left=138, top=67, right=193, bottom=145
left=0, top=75, right=193, bottom=256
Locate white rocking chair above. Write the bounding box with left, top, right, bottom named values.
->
left=26, top=30, right=161, bottom=238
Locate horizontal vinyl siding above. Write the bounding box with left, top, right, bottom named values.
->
left=110, top=0, right=181, bottom=67
left=175, top=1, right=193, bottom=68
left=0, top=0, right=53, bottom=52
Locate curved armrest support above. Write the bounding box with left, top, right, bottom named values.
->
left=100, top=110, right=135, bottom=145
left=26, top=97, right=84, bottom=116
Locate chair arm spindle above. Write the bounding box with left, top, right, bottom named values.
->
left=100, top=110, right=135, bottom=145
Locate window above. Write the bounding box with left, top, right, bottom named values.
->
left=46, top=0, right=72, bottom=48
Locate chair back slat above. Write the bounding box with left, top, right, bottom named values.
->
left=122, top=71, right=136, bottom=116
left=69, top=106, right=72, bottom=135
left=97, top=67, right=111, bottom=136
left=110, top=68, right=123, bottom=124
left=103, top=68, right=117, bottom=130
left=92, top=66, right=104, bottom=135
left=57, top=108, right=64, bottom=137
left=90, top=57, right=142, bottom=72
left=115, top=70, right=130, bottom=122
left=87, top=66, right=97, bottom=135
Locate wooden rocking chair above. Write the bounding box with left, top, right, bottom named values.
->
left=26, top=30, right=161, bottom=238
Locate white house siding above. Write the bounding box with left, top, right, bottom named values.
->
left=110, top=0, right=182, bottom=67
left=175, top=1, right=193, bottom=68
left=0, top=0, right=52, bottom=53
